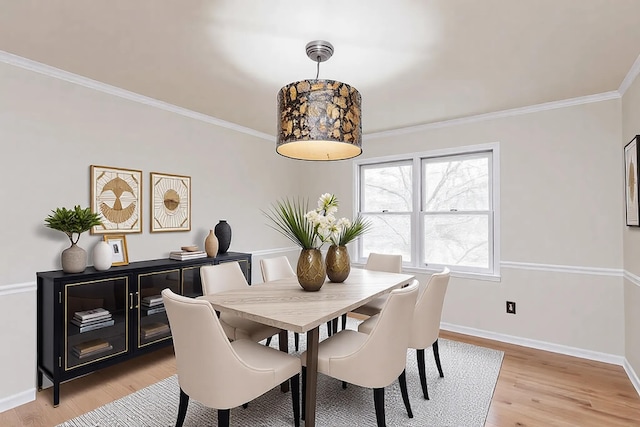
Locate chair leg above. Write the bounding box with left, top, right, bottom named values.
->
left=327, top=321, right=333, bottom=336
left=341, top=313, right=347, bottom=330
left=291, top=374, right=300, bottom=427
left=266, top=337, right=272, bottom=346
left=295, top=332, right=300, bottom=352
left=398, top=369, right=413, bottom=418
left=218, top=409, right=230, bottom=427
left=373, top=387, right=386, bottom=427
left=242, top=403, right=248, bottom=409
left=176, top=388, right=189, bottom=427
left=417, top=349, right=429, bottom=400
left=301, top=366, right=306, bottom=421
left=433, top=339, right=444, bottom=377
left=332, top=317, right=339, bottom=334
left=342, top=381, right=347, bottom=389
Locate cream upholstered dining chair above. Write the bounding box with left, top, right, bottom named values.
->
left=342, top=253, right=403, bottom=330
left=200, top=262, right=281, bottom=345
left=300, top=280, right=419, bottom=427
left=162, top=289, right=301, bottom=427
left=359, top=268, right=450, bottom=400
left=259, top=256, right=302, bottom=351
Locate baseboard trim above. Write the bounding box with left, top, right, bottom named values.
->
left=441, top=322, right=625, bottom=365
left=0, top=388, right=35, bottom=413
left=442, top=322, right=640, bottom=397
left=623, top=358, right=640, bottom=397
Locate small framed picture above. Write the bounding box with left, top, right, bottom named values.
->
left=103, top=235, right=129, bottom=266
left=625, top=136, right=640, bottom=226
left=150, top=172, right=191, bottom=232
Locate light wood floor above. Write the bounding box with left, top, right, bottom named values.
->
left=2, top=331, right=639, bottom=426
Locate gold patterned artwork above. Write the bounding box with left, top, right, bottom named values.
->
left=150, top=172, right=191, bottom=232
left=91, top=165, right=142, bottom=234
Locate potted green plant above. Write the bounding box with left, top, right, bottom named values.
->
left=263, top=193, right=371, bottom=289
left=45, top=205, right=103, bottom=273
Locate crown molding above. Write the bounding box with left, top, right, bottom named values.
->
left=1, top=49, right=632, bottom=143
left=364, top=91, right=621, bottom=140
left=619, top=53, right=640, bottom=96
left=0, top=50, right=274, bottom=142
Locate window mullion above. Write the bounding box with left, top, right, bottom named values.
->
left=413, top=157, right=421, bottom=269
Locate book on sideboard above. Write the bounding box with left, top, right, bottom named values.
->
left=141, top=322, right=170, bottom=339
left=72, top=338, right=112, bottom=358
left=74, top=307, right=110, bottom=322
left=169, top=250, right=207, bottom=261
left=142, top=306, right=166, bottom=316
left=71, top=318, right=115, bottom=333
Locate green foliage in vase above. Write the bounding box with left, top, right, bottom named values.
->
left=332, top=215, right=373, bottom=246
left=263, top=198, right=319, bottom=249
left=264, top=193, right=372, bottom=250
left=44, top=205, right=103, bottom=245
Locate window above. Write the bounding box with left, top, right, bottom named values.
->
left=355, top=143, right=499, bottom=277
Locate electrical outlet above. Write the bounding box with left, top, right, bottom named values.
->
left=506, top=301, right=516, bottom=314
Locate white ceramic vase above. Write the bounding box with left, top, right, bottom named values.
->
left=92, top=240, right=112, bottom=271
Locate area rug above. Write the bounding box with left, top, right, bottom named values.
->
left=58, top=318, right=503, bottom=427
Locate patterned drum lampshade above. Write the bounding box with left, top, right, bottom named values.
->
left=276, top=41, right=362, bottom=161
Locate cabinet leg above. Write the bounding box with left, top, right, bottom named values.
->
left=37, top=370, right=43, bottom=391
left=53, top=381, right=60, bottom=407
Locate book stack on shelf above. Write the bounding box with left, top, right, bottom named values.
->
left=140, top=322, right=170, bottom=339
left=169, top=250, right=207, bottom=261
left=141, top=295, right=166, bottom=315
left=71, top=307, right=114, bottom=333
left=72, top=338, right=113, bottom=359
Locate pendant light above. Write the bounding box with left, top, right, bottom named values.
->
left=276, top=40, right=362, bottom=161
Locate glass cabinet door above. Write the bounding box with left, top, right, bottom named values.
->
left=64, top=277, right=128, bottom=370
left=137, top=269, right=179, bottom=348
left=182, top=264, right=213, bottom=297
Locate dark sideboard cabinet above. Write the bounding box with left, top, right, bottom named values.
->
left=36, top=252, right=251, bottom=406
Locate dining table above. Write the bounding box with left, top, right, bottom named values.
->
left=197, top=267, right=415, bottom=427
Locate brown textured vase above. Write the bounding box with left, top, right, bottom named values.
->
left=325, top=245, right=350, bottom=283
left=204, top=229, right=219, bottom=258
left=296, top=248, right=325, bottom=291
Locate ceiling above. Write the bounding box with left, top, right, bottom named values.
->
left=1, top=0, right=640, bottom=137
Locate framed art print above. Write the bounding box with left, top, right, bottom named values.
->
left=625, top=136, right=640, bottom=226
left=150, top=172, right=191, bottom=232
left=103, top=234, right=129, bottom=266
left=91, top=165, right=142, bottom=234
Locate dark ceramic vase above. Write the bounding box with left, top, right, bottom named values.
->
left=214, top=220, right=232, bottom=254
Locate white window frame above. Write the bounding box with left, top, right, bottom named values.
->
left=353, top=142, right=501, bottom=281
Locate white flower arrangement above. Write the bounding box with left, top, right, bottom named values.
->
left=264, top=193, right=371, bottom=250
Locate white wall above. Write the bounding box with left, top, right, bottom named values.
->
left=622, top=70, right=640, bottom=377
left=0, top=57, right=633, bottom=410
left=0, top=61, right=306, bottom=410
left=310, top=100, right=625, bottom=354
